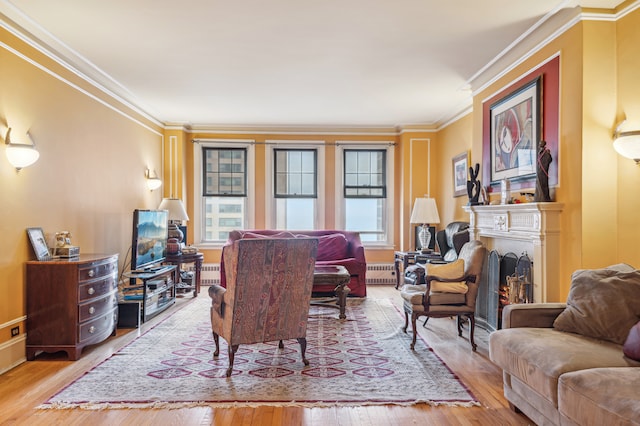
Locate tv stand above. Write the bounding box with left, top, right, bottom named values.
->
left=122, top=265, right=176, bottom=322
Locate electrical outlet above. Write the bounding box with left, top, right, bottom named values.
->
left=11, top=326, right=19, bottom=337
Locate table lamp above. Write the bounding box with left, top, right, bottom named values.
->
left=409, top=197, right=440, bottom=251
left=158, top=198, right=189, bottom=243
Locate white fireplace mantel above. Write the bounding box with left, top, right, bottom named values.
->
left=463, top=202, right=563, bottom=303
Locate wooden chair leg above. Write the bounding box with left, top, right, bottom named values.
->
left=297, top=337, right=310, bottom=365
left=457, top=315, right=463, bottom=337
left=469, top=314, right=477, bottom=351
left=227, top=344, right=239, bottom=377
left=212, top=332, right=220, bottom=357
left=403, top=310, right=409, bottom=333
left=278, top=340, right=284, bottom=349
left=422, top=317, right=429, bottom=327
left=410, top=313, right=419, bottom=350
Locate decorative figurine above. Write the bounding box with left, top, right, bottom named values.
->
left=467, top=163, right=481, bottom=205
left=534, top=140, right=552, bottom=202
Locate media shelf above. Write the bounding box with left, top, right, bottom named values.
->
left=122, top=265, right=176, bottom=322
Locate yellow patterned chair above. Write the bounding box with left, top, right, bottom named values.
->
left=208, top=238, right=318, bottom=377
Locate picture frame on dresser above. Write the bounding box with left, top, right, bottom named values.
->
left=26, top=227, right=50, bottom=261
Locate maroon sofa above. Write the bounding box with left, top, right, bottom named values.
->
left=220, top=229, right=367, bottom=297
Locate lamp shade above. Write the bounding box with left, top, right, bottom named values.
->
left=6, top=144, right=39, bottom=169
left=158, top=198, right=189, bottom=222
left=409, top=197, right=440, bottom=225
left=613, top=130, right=640, bottom=163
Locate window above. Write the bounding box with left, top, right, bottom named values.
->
left=194, top=142, right=254, bottom=245
left=338, top=145, right=394, bottom=245
left=266, top=144, right=324, bottom=230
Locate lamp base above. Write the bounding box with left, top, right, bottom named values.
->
left=417, top=224, right=432, bottom=251
left=168, top=223, right=184, bottom=243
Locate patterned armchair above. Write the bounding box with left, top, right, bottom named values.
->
left=208, top=238, right=318, bottom=377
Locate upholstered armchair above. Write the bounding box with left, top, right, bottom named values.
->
left=208, top=238, right=318, bottom=377
left=400, top=240, right=486, bottom=351
left=435, top=221, right=470, bottom=262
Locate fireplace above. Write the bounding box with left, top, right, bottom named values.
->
left=477, top=250, right=533, bottom=331
left=464, top=202, right=563, bottom=328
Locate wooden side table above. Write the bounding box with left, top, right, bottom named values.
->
left=311, top=265, right=351, bottom=319
left=394, top=250, right=442, bottom=288
left=164, top=252, right=204, bottom=297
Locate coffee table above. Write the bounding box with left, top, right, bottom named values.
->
left=311, top=265, right=351, bottom=319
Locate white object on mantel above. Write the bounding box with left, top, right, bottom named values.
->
left=463, top=202, right=563, bottom=303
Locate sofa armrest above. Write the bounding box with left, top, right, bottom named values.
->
left=501, top=303, right=566, bottom=329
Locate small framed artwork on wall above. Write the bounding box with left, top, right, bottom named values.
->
left=452, top=151, right=469, bottom=197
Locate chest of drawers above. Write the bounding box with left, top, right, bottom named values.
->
left=26, top=254, right=119, bottom=360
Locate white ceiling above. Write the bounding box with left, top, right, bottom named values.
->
left=0, top=0, right=626, bottom=129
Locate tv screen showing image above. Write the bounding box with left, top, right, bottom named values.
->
left=131, top=209, right=168, bottom=271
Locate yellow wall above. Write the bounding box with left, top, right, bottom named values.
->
left=436, top=9, right=640, bottom=301
left=1, top=28, right=164, bottom=371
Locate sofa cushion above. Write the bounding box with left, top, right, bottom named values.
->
left=311, top=233, right=349, bottom=261
left=558, top=367, right=640, bottom=425
left=553, top=264, right=640, bottom=345
left=423, top=259, right=467, bottom=294
left=623, top=320, right=640, bottom=361
left=489, top=327, right=640, bottom=407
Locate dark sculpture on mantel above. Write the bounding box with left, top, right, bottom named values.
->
left=467, top=163, right=481, bottom=205
left=534, top=140, right=552, bottom=202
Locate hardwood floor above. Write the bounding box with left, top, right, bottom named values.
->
left=0, top=286, right=532, bottom=425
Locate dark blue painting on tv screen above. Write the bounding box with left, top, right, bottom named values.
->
left=131, top=209, right=168, bottom=271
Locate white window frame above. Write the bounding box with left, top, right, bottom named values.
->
left=335, top=142, right=394, bottom=249
left=193, top=139, right=255, bottom=248
left=265, top=140, right=325, bottom=230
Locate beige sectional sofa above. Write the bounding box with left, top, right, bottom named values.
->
left=489, top=264, right=640, bottom=426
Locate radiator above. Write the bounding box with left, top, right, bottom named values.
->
left=199, top=263, right=395, bottom=286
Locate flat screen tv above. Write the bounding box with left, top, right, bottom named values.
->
left=131, top=209, right=169, bottom=271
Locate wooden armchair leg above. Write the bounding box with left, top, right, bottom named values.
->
left=212, top=332, right=220, bottom=357
left=227, top=344, right=239, bottom=377
left=403, top=310, right=409, bottom=333
left=410, top=313, right=419, bottom=350
left=469, top=315, right=477, bottom=351
left=297, top=337, right=310, bottom=366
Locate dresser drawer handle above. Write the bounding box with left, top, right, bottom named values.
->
left=89, top=326, right=95, bottom=334
left=88, top=270, right=95, bottom=278
left=89, top=306, right=95, bottom=315
left=87, top=287, right=95, bottom=295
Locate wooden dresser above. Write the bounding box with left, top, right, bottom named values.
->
left=26, top=253, right=119, bottom=360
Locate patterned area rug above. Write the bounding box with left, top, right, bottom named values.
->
left=40, top=296, right=478, bottom=409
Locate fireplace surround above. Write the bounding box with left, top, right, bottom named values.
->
left=464, top=202, right=563, bottom=307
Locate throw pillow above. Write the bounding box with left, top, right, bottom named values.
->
left=553, top=264, right=640, bottom=345
left=314, top=233, right=349, bottom=261
left=623, top=321, right=640, bottom=361
left=424, top=259, right=467, bottom=294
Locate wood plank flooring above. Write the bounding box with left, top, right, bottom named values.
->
left=0, top=286, right=532, bottom=425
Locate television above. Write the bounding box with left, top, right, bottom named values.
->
left=131, top=209, right=169, bottom=271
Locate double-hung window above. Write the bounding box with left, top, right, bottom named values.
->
left=196, top=144, right=253, bottom=244
left=338, top=146, right=393, bottom=245
left=273, top=148, right=317, bottom=230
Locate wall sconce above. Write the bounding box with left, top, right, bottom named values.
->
left=613, top=121, right=640, bottom=164
left=145, top=169, right=162, bottom=191
left=3, top=128, right=40, bottom=170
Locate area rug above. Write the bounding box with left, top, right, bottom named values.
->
left=40, top=296, right=478, bottom=409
